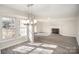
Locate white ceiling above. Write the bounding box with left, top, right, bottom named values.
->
left=1, top=4, right=78, bottom=18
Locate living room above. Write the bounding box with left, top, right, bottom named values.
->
left=0, top=4, right=79, bottom=54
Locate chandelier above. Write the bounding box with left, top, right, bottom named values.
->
left=26, top=4, right=37, bottom=24
left=25, top=4, right=37, bottom=43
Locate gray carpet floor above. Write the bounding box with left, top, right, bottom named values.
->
left=1, top=34, right=79, bottom=54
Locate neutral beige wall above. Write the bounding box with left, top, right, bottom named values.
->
left=0, top=36, right=27, bottom=50
left=37, top=17, right=77, bottom=37
left=0, top=5, right=26, bottom=18
left=76, top=17, right=79, bottom=45
left=0, top=19, right=2, bottom=40
left=0, top=21, right=1, bottom=40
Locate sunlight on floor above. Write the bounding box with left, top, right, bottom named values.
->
left=30, top=48, right=54, bottom=54
left=13, top=46, right=35, bottom=53
left=12, top=43, right=58, bottom=54
left=27, top=42, right=42, bottom=46
left=41, top=44, right=58, bottom=48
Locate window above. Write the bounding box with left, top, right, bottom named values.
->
left=0, top=16, right=37, bottom=41
left=1, top=17, right=16, bottom=39
left=20, top=19, right=27, bottom=36
left=20, top=19, right=37, bottom=36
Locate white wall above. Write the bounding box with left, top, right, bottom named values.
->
left=0, top=5, right=26, bottom=18
left=0, top=21, right=1, bottom=40
left=76, top=16, right=79, bottom=45
left=0, top=36, right=27, bottom=50
left=37, top=17, right=77, bottom=37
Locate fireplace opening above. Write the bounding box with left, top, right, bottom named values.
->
left=51, top=28, right=59, bottom=34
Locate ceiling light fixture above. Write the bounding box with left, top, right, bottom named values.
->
left=25, top=4, right=37, bottom=43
